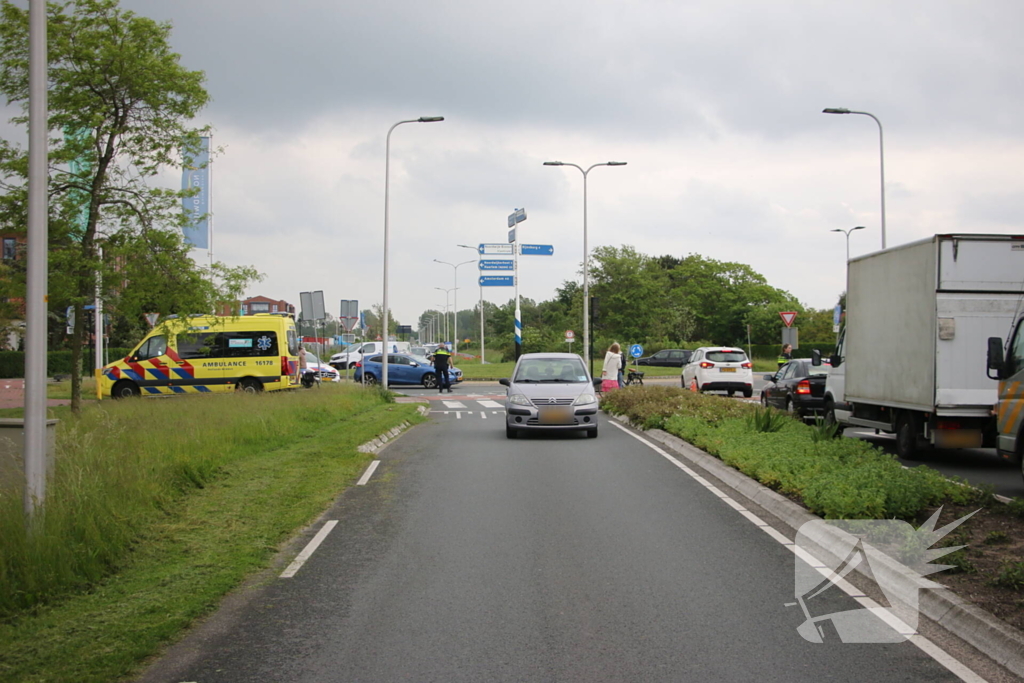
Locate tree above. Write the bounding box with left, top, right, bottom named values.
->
left=0, top=0, right=260, bottom=411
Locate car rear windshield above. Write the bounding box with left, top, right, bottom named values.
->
left=706, top=351, right=747, bottom=362
left=514, top=358, right=589, bottom=383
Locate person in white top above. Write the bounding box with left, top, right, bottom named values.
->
left=601, top=342, right=622, bottom=393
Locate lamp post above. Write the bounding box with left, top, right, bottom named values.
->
left=831, top=225, right=865, bottom=262
left=435, top=288, right=457, bottom=345
left=434, top=259, right=475, bottom=358
left=822, top=108, right=886, bottom=249
left=543, top=160, right=626, bottom=375
left=382, top=115, right=443, bottom=388
left=457, top=244, right=485, bottom=363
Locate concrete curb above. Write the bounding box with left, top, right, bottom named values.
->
left=356, top=420, right=412, bottom=454
left=610, top=413, right=1024, bottom=678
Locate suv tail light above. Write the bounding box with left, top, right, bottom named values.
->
left=354, top=362, right=362, bottom=368
left=741, top=361, right=752, bottom=369
left=699, top=361, right=715, bottom=369
left=796, top=379, right=811, bottom=395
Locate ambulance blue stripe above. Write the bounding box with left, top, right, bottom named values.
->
left=148, top=368, right=168, bottom=380
left=194, top=386, right=212, bottom=393
left=172, top=368, right=192, bottom=379
left=125, top=369, right=144, bottom=382
left=169, top=386, right=186, bottom=394
left=144, top=387, right=161, bottom=394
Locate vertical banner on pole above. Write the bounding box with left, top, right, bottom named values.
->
left=181, top=136, right=210, bottom=249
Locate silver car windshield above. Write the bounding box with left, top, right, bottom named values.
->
left=514, top=358, right=589, bottom=383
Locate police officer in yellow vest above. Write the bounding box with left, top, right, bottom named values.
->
left=777, top=343, right=793, bottom=369
left=432, top=344, right=454, bottom=393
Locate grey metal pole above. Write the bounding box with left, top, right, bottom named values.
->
left=24, top=0, right=48, bottom=519
left=382, top=116, right=443, bottom=388
left=822, top=109, right=886, bottom=249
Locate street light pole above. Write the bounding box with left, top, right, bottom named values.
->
left=457, top=244, right=485, bottom=363
left=434, top=259, right=475, bottom=358
left=382, top=115, right=443, bottom=388
left=823, top=108, right=886, bottom=249
left=543, top=160, right=626, bottom=376
left=435, top=288, right=457, bottom=345
left=831, top=226, right=866, bottom=262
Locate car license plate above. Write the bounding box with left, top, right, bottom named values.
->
left=721, top=367, right=736, bottom=373
left=538, top=406, right=573, bottom=424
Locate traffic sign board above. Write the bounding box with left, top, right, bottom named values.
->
left=630, top=343, right=644, bottom=358
left=520, top=244, right=554, bottom=256
left=507, top=207, right=527, bottom=227
left=479, top=243, right=513, bottom=255
left=508, top=227, right=516, bottom=243
left=565, top=329, right=575, bottom=341
left=779, top=311, right=798, bottom=328
left=479, top=259, right=514, bottom=271
left=479, top=275, right=514, bottom=287
left=833, top=304, right=842, bottom=326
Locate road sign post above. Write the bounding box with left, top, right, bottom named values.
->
left=508, top=208, right=527, bottom=360
left=779, top=311, right=798, bottom=328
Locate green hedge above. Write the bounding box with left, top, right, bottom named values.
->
left=601, top=386, right=972, bottom=520
left=0, top=349, right=132, bottom=379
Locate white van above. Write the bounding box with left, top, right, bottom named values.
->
left=330, top=341, right=411, bottom=369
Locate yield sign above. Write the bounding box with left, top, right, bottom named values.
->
left=779, top=311, right=798, bottom=328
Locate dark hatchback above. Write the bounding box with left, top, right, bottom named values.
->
left=761, top=359, right=830, bottom=419
left=636, top=349, right=692, bottom=367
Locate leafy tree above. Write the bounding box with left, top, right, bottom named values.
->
left=0, top=0, right=260, bottom=411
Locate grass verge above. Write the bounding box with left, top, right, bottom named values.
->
left=0, top=384, right=421, bottom=683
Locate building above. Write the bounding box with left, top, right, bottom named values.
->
left=218, top=296, right=296, bottom=318
left=0, top=232, right=25, bottom=350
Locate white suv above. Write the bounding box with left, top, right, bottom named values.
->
left=682, top=347, right=753, bottom=397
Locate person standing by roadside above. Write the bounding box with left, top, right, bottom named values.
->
left=777, top=343, right=793, bottom=369
left=433, top=344, right=453, bottom=393
left=618, top=348, right=627, bottom=388
left=601, top=342, right=622, bottom=393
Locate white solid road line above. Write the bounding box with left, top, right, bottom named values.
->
left=609, top=421, right=987, bottom=683
left=280, top=520, right=338, bottom=578
left=356, top=460, right=380, bottom=486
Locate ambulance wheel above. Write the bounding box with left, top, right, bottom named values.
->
left=236, top=378, right=263, bottom=394
left=422, top=372, right=438, bottom=389
left=111, top=380, right=140, bottom=399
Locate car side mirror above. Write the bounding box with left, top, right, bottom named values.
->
left=763, top=374, right=775, bottom=382
left=499, top=378, right=510, bottom=387
left=987, top=337, right=1005, bottom=380
left=810, top=349, right=821, bottom=366
left=829, top=353, right=841, bottom=369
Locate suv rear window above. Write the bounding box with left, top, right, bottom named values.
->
left=706, top=351, right=746, bottom=362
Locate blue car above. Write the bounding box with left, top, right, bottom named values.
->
left=353, top=353, right=463, bottom=388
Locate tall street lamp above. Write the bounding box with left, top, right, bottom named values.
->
left=435, top=287, right=457, bottom=344
left=831, top=225, right=865, bottom=262
left=457, top=244, right=486, bottom=364
left=434, top=258, right=475, bottom=358
left=382, top=115, right=443, bottom=388
left=543, top=160, right=626, bottom=375
left=822, top=108, right=886, bottom=249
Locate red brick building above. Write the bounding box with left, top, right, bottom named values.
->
left=217, top=295, right=295, bottom=318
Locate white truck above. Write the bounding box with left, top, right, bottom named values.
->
left=824, top=234, right=1024, bottom=459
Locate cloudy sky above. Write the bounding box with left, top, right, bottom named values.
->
left=119, top=0, right=1024, bottom=330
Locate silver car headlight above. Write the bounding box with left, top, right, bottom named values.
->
left=574, top=393, right=597, bottom=406
left=508, top=393, right=532, bottom=406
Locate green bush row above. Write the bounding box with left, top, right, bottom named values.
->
left=0, top=349, right=133, bottom=379
left=601, top=386, right=969, bottom=520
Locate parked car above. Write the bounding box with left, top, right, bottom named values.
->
left=681, top=347, right=753, bottom=397
left=304, top=351, right=340, bottom=382
left=499, top=352, right=598, bottom=439
left=330, top=341, right=412, bottom=370
left=636, top=348, right=692, bottom=367
left=761, top=359, right=830, bottom=418
left=353, top=353, right=462, bottom=388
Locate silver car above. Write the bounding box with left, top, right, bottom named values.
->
left=499, top=353, right=599, bottom=439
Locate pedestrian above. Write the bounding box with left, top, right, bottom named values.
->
left=618, top=348, right=627, bottom=388
left=433, top=343, right=453, bottom=393
left=778, top=343, right=793, bottom=369
left=601, top=342, right=622, bottom=393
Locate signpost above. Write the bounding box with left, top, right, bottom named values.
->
left=565, top=329, right=574, bottom=353
left=479, top=259, right=514, bottom=271
left=340, top=299, right=359, bottom=332
left=630, top=343, right=644, bottom=358
left=519, top=244, right=554, bottom=256
left=478, top=243, right=513, bottom=255
left=508, top=209, right=526, bottom=359
left=479, top=275, right=514, bottom=287
left=779, top=311, right=798, bottom=328
left=833, top=304, right=842, bottom=334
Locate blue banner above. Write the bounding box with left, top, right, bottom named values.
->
left=480, top=275, right=515, bottom=287
left=181, top=137, right=210, bottom=249
left=479, top=259, right=514, bottom=271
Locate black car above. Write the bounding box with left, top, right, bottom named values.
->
left=761, top=359, right=830, bottom=419
left=635, top=349, right=692, bottom=367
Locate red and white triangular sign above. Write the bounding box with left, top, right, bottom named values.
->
left=779, top=311, right=797, bottom=328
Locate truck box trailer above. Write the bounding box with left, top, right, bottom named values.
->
left=825, top=234, right=1024, bottom=458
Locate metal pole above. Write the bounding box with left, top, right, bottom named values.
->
left=822, top=109, right=885, bottom=249
left=24, top=0, right=48, bottom=519
left=514, top=233, right=521, bottom=360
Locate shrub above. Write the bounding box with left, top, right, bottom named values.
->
left=991, top=562, right=1024, bottom=590
left=746, top=407, right=787, bottom=433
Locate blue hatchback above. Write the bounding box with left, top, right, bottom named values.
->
left=353, top=353, right=463, bottom=388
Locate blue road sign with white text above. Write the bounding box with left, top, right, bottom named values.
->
left=479, top=259, right=514, bottom=271
left=480, top=275, right=515, bottom=287
left=520, top=244, right=554, bottom=256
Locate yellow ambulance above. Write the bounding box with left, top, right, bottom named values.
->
left=98, top=313, right=300, bottom=398
left=988, top=313, right=1024, bottom=483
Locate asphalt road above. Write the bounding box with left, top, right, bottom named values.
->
left=143, top=385, right=967, bottom=682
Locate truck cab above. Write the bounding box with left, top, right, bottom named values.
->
left=987, top=314, right=1024, bottom=481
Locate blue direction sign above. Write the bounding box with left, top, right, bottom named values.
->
left=479, top=259, right=514, bottom=271
left=479, top=243, right=513, bottom=255
left=480, top=275, right=514, bottom=287
left=630, top=344, right=644, bottom=358
left=520, top=244, right=554, bottom=256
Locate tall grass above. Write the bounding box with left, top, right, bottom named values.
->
left=0, top=385, right=387, bottom=616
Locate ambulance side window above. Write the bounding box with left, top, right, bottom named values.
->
left=286, top=329, right=299, bottom=355
left=1008, top=321, right=1024, bottom=378
left=176, top=332, right=217, bottom=359
left=135, top=335, right=168, bottom=361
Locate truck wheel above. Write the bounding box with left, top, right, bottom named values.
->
left=896, top=413, right=924, bottom=460
left=111, top=380, right=140, bottom=399
left=823, top=399, right=843, bottom=438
